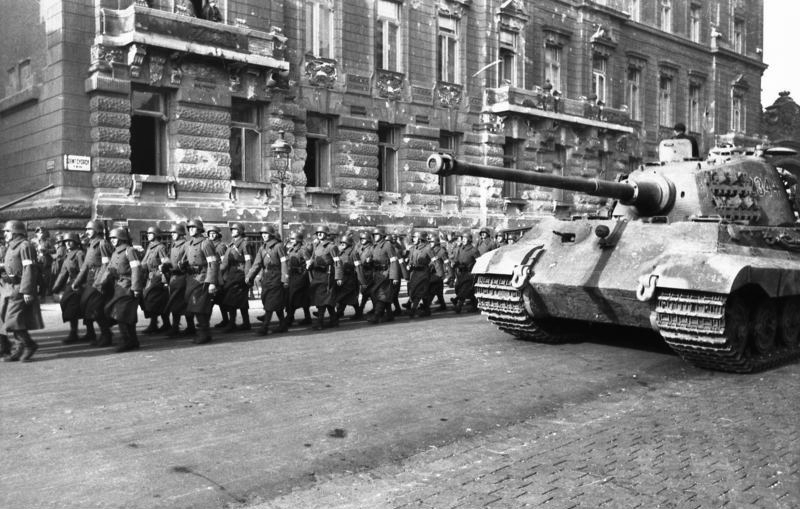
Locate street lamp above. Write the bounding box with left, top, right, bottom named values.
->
left=270, top=130, right=293, bottom=241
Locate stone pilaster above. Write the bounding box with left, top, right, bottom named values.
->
left=89, top=94, right=132, bottom=189
left=173, top=103, right=231, bottom=193
left=333, top=116, right=380, bottom=206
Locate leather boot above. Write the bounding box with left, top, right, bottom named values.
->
left=214, top=310, right=229, bottom=328
left=2, top=339, right=23, bottom=362
left=274, top=311, right=289, bottom=333
left=193, top=318, right=212, bottom=344
left=96, top=324, right=113, bottom=347
left=63, top=321, right=80, bottom=344
left=183, top=314, right=197, bottom=336
left=408, top=300, right=418, bottom=318
left=143, top=317, right=160, bottom=334
left=224, top=312, right=238, bottom=333
left=0, top=334, right=11, bottom=357
left=116, top=324, right=140, bottom=353
left=239, top=310, right=251, bottom=330
left=329, top=306, right=339, bottom=328
left=313, top=308, right=326, bottom=330
left=82, top=321, right=97, bottom=345
left=301, top=307, right=313, bottom=325
left=158, top=314, right=171, bottom=332
left=18, top=331, right=39, bottom=362
left=368, top=302, right=385, bottom=324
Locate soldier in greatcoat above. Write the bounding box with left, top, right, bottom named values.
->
left=52, top=232, right=66, bottom=286
left=102, top=227, right=144, bottom=352
left=0, top=220, right=44, bottom=362
left=141, top=226, right=171, bottom=334
left=451, top=231, right=480, bottom=313
left=180, top=219, right=220, bottom=344
left=443, top=230, right=459, bottom=286
left=405, top=231, right=443, bottom=318
left=306, top=225, right=343, bottom=330
left=33, top=226, right=55, bottom=301
left=476, top=227, right=498, bottom=255
left=351, top=230, right=372, bottom=320
left=363, top=227, right=401, bottom=324
left=284, top=230, right=313, bottom=327
left=333, top=234, right=360, bottom=319
left=389, top=231, right=407, bottom=316
left=52, top=233, right=85, bottom=344
left=0, top=238, right=10, bottom=357
left=428, top=234, right=449, bottom=311
left=72, top=220, right=113, bottom=346
left=161, top=223, right=194, bottom=337
left=246, top=224, right=289, bottom=335
left=219, top=223, right=252, bottom=332
left=206, top=225, right=228, bottom=329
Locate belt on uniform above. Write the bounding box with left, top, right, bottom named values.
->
left=186, top=265, right=205, bottom=274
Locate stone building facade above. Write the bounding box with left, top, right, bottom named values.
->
left=0, top=0, right=767, bottom=240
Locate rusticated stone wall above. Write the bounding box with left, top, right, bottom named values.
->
left=89, top=93, right=132, bottom=189
left=398, top=127, right=439, bottom=207
left=173, top=102, right=231, bottom=194
left=333, top=118, right=380, bottom=207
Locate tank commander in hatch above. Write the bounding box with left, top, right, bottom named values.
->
left=672, top=122, right=699, bottom=159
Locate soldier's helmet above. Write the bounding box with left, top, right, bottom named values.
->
left=85, top=220, right=104, bottom=234
left=260, top=224, right=276, bottom=235
left=291, top=230, right=304, bottom=241
left=187, top=218, right=205, bottom=232
left=372, top=227, right=386, bottom=237
left=412, top=231, right=427, bottom=242
left=359, top=230, right=369, bottom=240
left=170, top=223, right=187, bottom=236
left=3, top=220, right=26, bottom=235
left=495, top=231, right=506, bottom=241
left=63, top=232, right=81, bottom=244
left=230, top=222, right=244, bottom=233
left=55, top=232, right=64, bottom=241
left=338, top=234, right=353, bottom=246
left=461, top=230, right=474, bottom=241
left=35, top=226, right=48, bottom=235
left=479, top=227, right=490, bottom=236
left=315, top=225, right=330, bottom=235
left=108, top=227, right=130, bottom=243
left=147, top=226, right=161, bottom=235
left=206, top=225, right=222, bottom=235
left=430, top=235, right=441, bottom=245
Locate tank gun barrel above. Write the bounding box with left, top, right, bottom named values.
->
left=427, top=154, right=675, bottom=216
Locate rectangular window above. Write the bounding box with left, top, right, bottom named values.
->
left=18, top=59, right=32, bottom=89
left=6, top=66, right=18, bottom=94
left=498, top=29, right=517, bottom=86
left=230, top=99, right=262, bottom=182
left=544, top=45, right=562, bottom=94
left=130, top=88, right=168, bottom=176
left=438, top=132, right=460, bottom=195
left=689, top=84, right=702, bottom=133
left=659, top=75, right=673, bottom=126
left=731, top=95, right=744, bottom=132
left=592, top=56, right=607, bottom=103
left=629, top=0, right=640, bottom=22
left=660, top=0, right=672, bottom=33
left=733, top=19, right=745, bottom=53
left=306, top=1, right=334, bottom=58
left=376, top=0, right=401, bottom=71
left=626, top=68, right=642, bottom=121
left=690, top=5, right=701, bottom=42
left=304, top=115, right=333, bottom=188
left=377, top=122, right=400, bottom=193
left=437, top=15, right=459, bottom=83
left=502, top=138, right=522, bottom=198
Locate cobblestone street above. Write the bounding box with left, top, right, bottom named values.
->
left=1, top=303, right=798, bottom=509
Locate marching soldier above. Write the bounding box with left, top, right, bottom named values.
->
left=306, top=225, right=342, bottom=330
left=206, top=225, right=228, bottom=329
left=451, top=230, right=480, bottom=313
left=103, top=228, right=144, bottom=352
left=1, top=220, right=44, bottom=362
left=162, top=223, right=194, bottom=337
left=405, top=231, right=436, bottom=318
left=219, top=223, right=252, bottom=332
left=52, top=232, right=85, bottom=344
left=73, top=220, right=113, bottom=346
left=443, top=230, right=459, bottom=286
left=284, top=230, right=313, bottom=326
left=181, top=219, right=220, bottom=344
left=351, top=230, right=372, bottom=320
left=141, top=226, right=171, bottom=334
left=52, top=232, right=66, bottom=286
left=246, top=225, right=289, bottom=335
left=33, top=226, right=54, bottom=301
left=428, top=234, right=449, bottom=311
left=476, top=227, right=498, bottom=255
left=334, top=234, right=360, bottom=319
left=389, top=230, right=407, bottom=316
left=0, top=238, right=10, bottom=357
left=364, top=227, right=400, bottom=324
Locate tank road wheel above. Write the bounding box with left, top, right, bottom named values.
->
left=724, top=294, right=752, bottom=357
left=778, top=297, right=800, bottom=348
left=752, top=300, right=778, bottom=355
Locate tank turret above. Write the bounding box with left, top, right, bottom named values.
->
left=427, top=144, right=800, bottom=373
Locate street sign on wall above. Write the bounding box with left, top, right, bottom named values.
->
left=64, top=155, right=90, bottom=171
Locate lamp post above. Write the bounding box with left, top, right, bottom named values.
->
left=270, top=130, right=293, bottom=241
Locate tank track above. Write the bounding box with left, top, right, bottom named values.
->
left=474, top=275, right=569, bottom=343
left=656, top=290, right=800, bottom=373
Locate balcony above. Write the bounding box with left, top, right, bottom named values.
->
left=484, top=85, right=636, bottom=133
left=96, top=3, right=289, bottom=71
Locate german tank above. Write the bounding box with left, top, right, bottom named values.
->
left=427, top=141, right=800, bottom=373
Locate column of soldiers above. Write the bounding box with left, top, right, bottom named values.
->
left=0, top=219, right=510, bottom=362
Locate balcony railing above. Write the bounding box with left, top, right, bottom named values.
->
left=97, top=3, right=288, bottom=71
